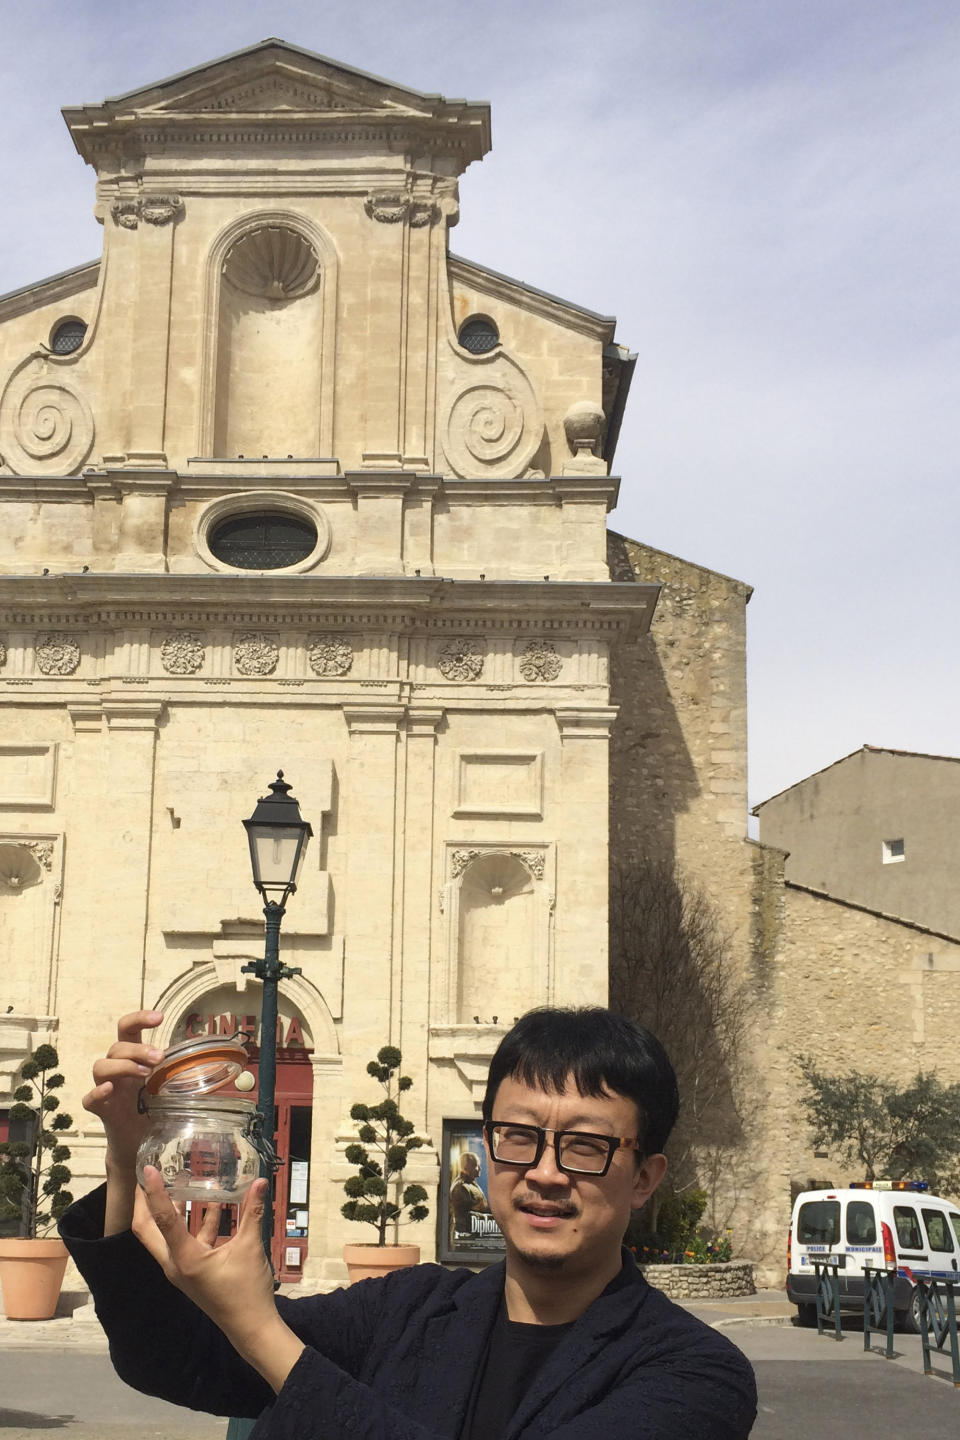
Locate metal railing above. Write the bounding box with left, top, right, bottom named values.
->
left=916, top=1276, right=960, bottom=1387
left=862, top=1264, right=896, bottom=1359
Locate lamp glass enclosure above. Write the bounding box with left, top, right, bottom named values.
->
left=136, top=1035, right=263, bottom=1204
left=245, top=822, right=309, bottom=896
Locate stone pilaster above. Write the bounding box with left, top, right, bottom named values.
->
left=552, top=707, right=618, bottom=1006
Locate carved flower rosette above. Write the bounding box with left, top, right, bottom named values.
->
left=518, top=640, right=562, bottom=683
left=35, top=633, right=81, bottom=676
left=233, top=633, right=279, bottom=677
left=161, top=632, right=205, bottom=676
left=437, top=637, right=485, bottom=682
left=307, top=635, right=353, bottom=677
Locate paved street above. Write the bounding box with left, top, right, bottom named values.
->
left=0, top=1348, right=224, bottom=1440
left=735, top=1322, right=960, bottom=1438
left=1, top=1318, right=958, bottom=1438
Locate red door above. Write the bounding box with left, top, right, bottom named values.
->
left=185, top=1049, right=313, bottom=1282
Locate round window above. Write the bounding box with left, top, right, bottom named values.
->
left=458, top=317, right=499, bottom=354
left=51, top=319, right=88, bottom=355
left=208, top=512, right=318, bottom=570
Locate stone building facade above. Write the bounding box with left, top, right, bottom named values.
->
left=0, top=40, right=655, bottom=1284
left=754, top=745, right=960, bottom=938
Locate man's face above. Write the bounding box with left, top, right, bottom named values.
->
left=461, top=1152, right=480, bottom=1181
left=484, top=1073, right=665, bottom=1277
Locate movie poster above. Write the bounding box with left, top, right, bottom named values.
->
left=437, top=1119, right=505, bottom=1264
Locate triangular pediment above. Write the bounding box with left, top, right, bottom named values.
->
left=99, top=40, right=443, bottom=119
left=63, top=39, right=491, bottom=173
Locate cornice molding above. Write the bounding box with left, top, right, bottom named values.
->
left=0, top=576, right=659, bottom=638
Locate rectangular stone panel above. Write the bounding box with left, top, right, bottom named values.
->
left=0, top=744, right=58, bottom=809
left=453, top=750, right=543, bottom=819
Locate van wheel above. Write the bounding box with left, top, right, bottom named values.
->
left=903, top=1287, right=924, bottom=1335
left=796, top=1304, right=817, bottom=1327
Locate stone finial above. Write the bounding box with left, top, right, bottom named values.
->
left=562, top=401, right=607, bottom=475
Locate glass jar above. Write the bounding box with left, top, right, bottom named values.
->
left=136, top=1094, right=262, bottom=1203
left=135, top=1033, right=272, bottom=1204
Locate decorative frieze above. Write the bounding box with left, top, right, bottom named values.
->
left=437, top=637, right=485, bottom=681
left=363, top=191, right=441, bottom=227
left=518, top=639, right=562, bottom=683
left=233, top=632, right=279, bottom=676
left=161, top=632, right=205, bottom=675
left=35, top=634, right=80, bottom=676
left=307, top=635, right=353, bottom=677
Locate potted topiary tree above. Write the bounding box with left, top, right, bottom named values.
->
left=0, top=1043, right=74, bottom=1319
left=341, top=1045, right=430, bottom=1282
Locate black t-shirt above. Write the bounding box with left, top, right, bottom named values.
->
left=462, top=1304, right=573, bottom=1440
left=462, top=1266, right=632, bottom=1440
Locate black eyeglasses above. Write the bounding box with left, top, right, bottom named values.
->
left=484, top=1121, right=640, bottom=1177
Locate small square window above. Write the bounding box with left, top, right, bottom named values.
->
left=882, top=838, right=905, bottom=864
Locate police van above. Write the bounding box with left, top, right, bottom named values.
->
left=787, top=1182, right=960, bottom=1330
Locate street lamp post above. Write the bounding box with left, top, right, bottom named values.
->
left=241, top=770, right=313, bottom=1260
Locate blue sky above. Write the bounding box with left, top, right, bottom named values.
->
left=2, top=0, right=958, bottom=807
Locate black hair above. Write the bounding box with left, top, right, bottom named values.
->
left=482, top=1006, right=679, bottom=1156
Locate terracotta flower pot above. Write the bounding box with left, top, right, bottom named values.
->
left=342, top=1242, right=420, bottom=1284
left=0, top=1237, right=69, bottom=1320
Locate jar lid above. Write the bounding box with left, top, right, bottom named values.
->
left=143, top=1034, right=250, bottom=1097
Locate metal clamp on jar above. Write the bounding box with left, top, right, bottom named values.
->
left=136, top=1034, right=280, bottom=1204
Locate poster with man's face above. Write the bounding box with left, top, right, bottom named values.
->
left=437, top=1120, right=505, bottom=1264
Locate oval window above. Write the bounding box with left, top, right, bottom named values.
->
left=208, top=512, right=318, bottom=570
left=458, top=317, right=499, bottom=354
left=51, top=319, right=88, bottom=355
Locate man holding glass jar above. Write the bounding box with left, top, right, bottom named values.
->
left=60, top=1005, right=756, bottom=1438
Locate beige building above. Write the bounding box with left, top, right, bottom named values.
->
left=3, top=41, right=956, bottom=1296
left=0, top=40, right=656, bottom=1285
left=754, top=745, right=960, bottom=938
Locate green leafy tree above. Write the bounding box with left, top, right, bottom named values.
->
left=798, top=1059, right=960, bottom=1193
left=0, top=1044, right=74, bottom=1238
left=341, top=1046, right=429, bottom=1246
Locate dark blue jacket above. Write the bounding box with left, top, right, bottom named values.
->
left=62, top=1187, right=756, bottom=1439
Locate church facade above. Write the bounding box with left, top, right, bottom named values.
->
left=0, top=41, right=658, bottom=1283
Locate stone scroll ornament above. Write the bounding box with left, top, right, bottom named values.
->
left=4, top=380, right=95, bottom=476
left=437, top=637, right=485, bottom=682
left=442, top=355, right=542, bottom=480
left=518, top=639, right=562, bottom=683
left=161, top=632, right=205, bottom=676
left=35, top=634, right=81, bottom=676
left=307, top=635, right=353, bottom=677
left=233, top=633, right=279, bottom=676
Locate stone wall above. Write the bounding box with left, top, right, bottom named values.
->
left=640, top=1261, right=755, bottom=1299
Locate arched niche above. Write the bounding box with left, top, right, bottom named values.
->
left=441, top=848, right=553, bottom=1026
left=198, top=212, right=339, bottom=459
left=0, top=838, right=62, bottom=1018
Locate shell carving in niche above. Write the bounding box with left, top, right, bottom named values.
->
left=223, top=225, right=320, bottom=301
